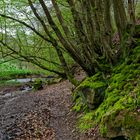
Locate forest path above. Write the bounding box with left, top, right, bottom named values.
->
left=0, top=79, right=94, bottom=140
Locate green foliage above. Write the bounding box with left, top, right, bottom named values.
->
left=0, top=79, right=21, bottom=86
left=0, top=0, right=75, bottom=76
left=0, top=62, right=36, bottom=80
left=78, top=112, right=94, bottom=131
left=72, top=96, right=88, bottom=112
left=72, top=90, right=88, bottom=112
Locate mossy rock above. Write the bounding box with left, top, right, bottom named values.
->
left=102, top=110, right=140, bottom=139
left=93, top=46, right=140, bottom=140
left=33, top=79, right=43, bottom=90
left=73, top=72, right=107, bottom=110
left=77, top=45, right=140, bottom=139
left=46, top=77, right=62, bottom=85
left=98, top=89, right=140, bottom=138
left=94, top=46, right=140, bottom=139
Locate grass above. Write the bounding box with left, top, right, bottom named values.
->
left=0, top=62, right=38, bottom=80
left=0, top=79, right=21, bottom=86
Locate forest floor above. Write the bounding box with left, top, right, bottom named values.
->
left=0, top=73, right=105, bottom=140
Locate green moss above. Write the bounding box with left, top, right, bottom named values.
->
left=76, top=45, right=140, bottom=139
left=73, top=72, right=107, bottom=111
left=136, top=135, right=140, bottom=140
left=72, top=94, right=88, bottom=112
left=46, top=77, right=62, bottom=85
left=100, top=124, right=108, bottom=136
left=78, top=112, right=94, bottom=131
left=33, top=79, right=43, bottom=90
left=77, top=72, right=107, bottom=90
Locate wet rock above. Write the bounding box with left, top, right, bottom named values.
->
left=33, top=79, right=43, bottom=90
left=20, top=86, right=33, bottom=92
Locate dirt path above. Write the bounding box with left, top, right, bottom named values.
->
left=0, top=80, right=91, bottom=140
left=44, top=81, right=79, bottom=140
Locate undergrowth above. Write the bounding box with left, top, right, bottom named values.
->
left=0, top=62, right=38, bottom=80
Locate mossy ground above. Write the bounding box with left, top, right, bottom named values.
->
left=73, top=45, right=140, bottom=139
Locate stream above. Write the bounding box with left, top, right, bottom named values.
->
left=8, top=78, right=36, bottom=83
left=0, top=76, right=55, bottom=98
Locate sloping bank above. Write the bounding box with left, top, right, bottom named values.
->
left=73, top=43, right=140, bottom=139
